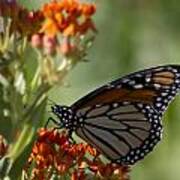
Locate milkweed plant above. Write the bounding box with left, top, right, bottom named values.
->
left=0, top=0, right=129, bottom=179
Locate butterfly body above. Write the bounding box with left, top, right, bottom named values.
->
left=48, top=65, right=180, bottom=165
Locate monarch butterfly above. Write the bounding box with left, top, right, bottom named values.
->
left=47, top=65, right=180, bottom=165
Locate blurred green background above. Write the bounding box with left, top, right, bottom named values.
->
left=20, top=0, right=180, bottom=179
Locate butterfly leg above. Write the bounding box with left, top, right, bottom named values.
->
left=45, top=117, right=60, bottom=129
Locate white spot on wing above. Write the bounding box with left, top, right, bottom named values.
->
left=145, top=77, right=151, bottom=82
left=122, top=78, right=130, bottom=83
left=134, top=84, right=143, bottom=89
left=154, top=84, right=161, bottom=89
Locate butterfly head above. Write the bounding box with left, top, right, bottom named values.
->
left=51, top=104, right=78, bottom=130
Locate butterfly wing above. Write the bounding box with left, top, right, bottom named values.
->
left=72, top=65, right=180, bottom=115
left=71, top=65, right=180, bottom=165
left=75, top=102, right=161, bottom=165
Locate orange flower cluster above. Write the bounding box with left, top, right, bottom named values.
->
left=0, top=0, right=96, bottom=38
left=0, top=0, right=96, bottom=56
left=0, top=0, right=43, bottom=36
left=41, top=0, right=96, bottom=37
left=89, top=161, right=130, bottom=180
left=26, top=128, right=129, bottom=180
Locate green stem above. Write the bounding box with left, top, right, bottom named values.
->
left=8, top=123, right=35, bottom=163
left=30, top=54, right=42, bottom=90
left=9, top=84, right=50, bottom=160
left=23, top=84, right=50, bottom=122
left=30, top=65, right=41, bottom=90
left=2, top=19, right=11, bottom=51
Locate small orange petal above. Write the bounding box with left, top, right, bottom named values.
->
left=81, top=4, right=96, bottom=16
left=41, top=18, right=58, bottom=36
left=63, top=23, right=76, bottom=36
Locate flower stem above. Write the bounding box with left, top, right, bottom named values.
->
left=8, top=123, right=35, bottom=163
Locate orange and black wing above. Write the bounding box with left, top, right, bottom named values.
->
left=72, top=64, right=180, bottom=115
left=70, top=65, right=180, bottom=165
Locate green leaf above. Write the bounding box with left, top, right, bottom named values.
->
left=0, top=157, right=12, bottom=178
left=8, top=96, right=47, bottom=178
